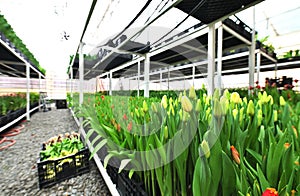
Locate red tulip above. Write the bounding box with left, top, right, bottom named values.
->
left=123, top=114, right=128, bottom=120
left=295, top=79, right=299, bottom=83
left=101, top=95, right=105, bottom=101
left=255, top=81, right=259, bottom=85
left=249, top=86, right=254, bottom=90
left=262, top=188, right=278, bottom=196
left=256, top=85, right=261, bottom=89
left=127, top=121, right=132, bottom=132
left=230, top=145, right=240, bottom=165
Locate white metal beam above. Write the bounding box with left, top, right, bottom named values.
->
left=256, top=52, right=261, bottom=84
left=207, top=23, right=216, bottom=96
left=26, top=62, right=30, bottom=121
left=249, top=6, right=256, bottom=93
left=217, top=23, right=223, bottom=91
left=144, top=53, right=150, bottom=97
left=223, top=24, right=252, bottom=46
left=137, top=61, right=140, bottom=97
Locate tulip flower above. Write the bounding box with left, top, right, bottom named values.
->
left=273, top=110, right=278, bottom=122
left=161, top=95, right=168, bottom=109
left=261, top=91, right=269, bottom=104
left=230, top=92, right=240, bottom=104
left=232, top=109, right=238, bottom=120
left=101, top=95, right=105, bottom=101
left=135, top=108, right=140, bottom=118
left=247, top=100, right=255, bottom=116
left=123, top=114, right=128, bottom=120
left=178, top=92, right=182, bottom=103
left=292, top=125, right=298, bottom=138
left=151, top=102, right=157, bottom=113
left=280, top=96, right=286, bottom=106
left=239, top=107, right=244, bottom=122
left=213, top=88, right=220, bottom=100
left=164, top=126, right=168, bottom=139
left=268, top=95, right=273, bottom=105
left=284, top=142, right=290, bottom=149
left=169, top=103, right=175, bottom=116
left=243, top=97, right=247, bottom=105
left=262, top=188, right=278, bottom=196
left=181, top=96, right=193, bottom=112
left=291, top=190, right=296, bottom=196
left=230, top=145, right=240, bottom=164
left=143, top=100, right=148, bottom=112
left=127, top=121, right=132, bottom=132
left=195, top=99, right=202, bottom=112
left=223, top=89, right=230, bottom=100
left=257, top=110, right=262, bottom=126
left=220, top=96, right=228, bottom=115
left=200, top=140, right=210, bottom=158
left=189, top=86, right=197, bottom=100
left=213, top=99, right=223, bottom=118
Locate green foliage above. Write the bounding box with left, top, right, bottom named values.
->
left=0, top=14, right=46, bottom=75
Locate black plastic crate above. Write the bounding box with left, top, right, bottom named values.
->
left=37, top=147, right=90, bottom=189
left=56, top=100, right=67, bottom=109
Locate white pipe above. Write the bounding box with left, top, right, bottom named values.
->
left=26, top=62, right=30, bottom=121
left=217, top=24, right=223, bottom=91
left=144, top=53, right=150, bottom=97
left=207, top=23, right=216, bottom=96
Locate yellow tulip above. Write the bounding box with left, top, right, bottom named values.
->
left=200, top=140, right=210, bottom=158
left=247, top=100, right=255, bottom=116
left=161, top=95, right=168, bottom=109
left=232, top=109, right=238, bottom=119
left=181, top=96, right=193, bottom=112
left=230, top=92, right=240, bottom=104
left=280, top=96, right=286, bottom=106
left=189, top=86, right=197, bottom=100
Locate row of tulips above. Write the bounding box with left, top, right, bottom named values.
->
left=73, top=87, right=300, bottom=196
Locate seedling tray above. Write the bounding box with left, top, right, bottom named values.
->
left=37, top=147, right=90, bottom=189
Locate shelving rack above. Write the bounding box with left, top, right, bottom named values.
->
left=0, top=29, right=45, bottom=133
left=67, top=0, right=278, bottom=195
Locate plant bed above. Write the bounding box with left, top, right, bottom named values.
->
left=117, top=171, right=147, bottom=196
left=37, top=132, right=90, bottom=189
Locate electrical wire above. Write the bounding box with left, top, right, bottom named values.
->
left=133, top=0, right=207, bottom=54
left=144, top=0, right=169, bottom=25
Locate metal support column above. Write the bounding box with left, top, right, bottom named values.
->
left=79, top=42, right=84, bottom=131
left=207, top=23, right=216, bottom=96
left=26, top=63, right=30, bottom=121
left=192, top=64, right=195, bottom=86
left=249, top=6, right=256, bottom=94
left=217, top=24, right=223, bottom=91
left=256, top=52, right=261, bottom=84
left=109, top=71, right=112, bottom=96
left=38, top=74, right=41, bottom=111
left=70, top=65, right=73, bottom=99
left=144, top=54, right=150, bottom=97
left=137, top=61, right=140, bottom=97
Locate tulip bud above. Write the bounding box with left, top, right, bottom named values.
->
left=151, top=102, right=157, bottom=113
left=220, top=96, right=228, bottom=115
left=261, top=91, right=268, bottom=104
left=247, top=100, right=255, bottom=116
left=189, top=86, right=197, bottom=100
left=243, top=97, right=247, bottom=105
left=213, top=99, right=222, bottom=118
left=230, top=145, right=240, bottom=165
left=258, top=92, right=262, bottom=99
left=292, top=126, right=298, bottom=138
left=169, top=97, right=173, bottom=106
left=195, top=99, right=202, bottom=112
left=164, top=126, right=168, bottom=139
left=200, top=140, right=210, bottom=158
left=143, top=100, right=148, bottom=112
left=223, top=89, right=230, bottom=100
left=268, top=95, right=274, bottom=105
left=135, top=108, right=140, bottom=118
left=280, top=96, right=286, bottom=106
left=230, top=92, right=240, bottom=104
left=257, top=110, right=262, bottom=126
left=273, top=110, right=277, bottom=122
left=239, top=107, right=244, bottom=122
left=161, top=95, right=168, bottom=109
left=178, top=93, right=182, bottom=103
left=169, top=103, right=175, bottom=116
left=205, top=96, right=210, bottom=106
left=181, top=96, right=193, bottom=112
left=213, top=88, right=220, bottom=100
left=232, top=109, right=238, bottom=120
left=179, top=109, right=183, bottom=120
left=206, top=107, right=211, bottom=118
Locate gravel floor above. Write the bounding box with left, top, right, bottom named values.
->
left=0, top=108, right=111, bottom=196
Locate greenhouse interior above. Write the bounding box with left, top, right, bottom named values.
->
left=1, top=0, right=300, bottom=195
